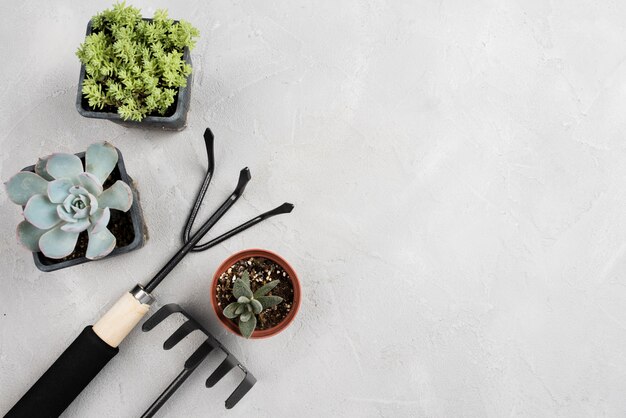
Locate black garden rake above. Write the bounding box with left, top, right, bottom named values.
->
left=141, top=303, right=256, bottom=417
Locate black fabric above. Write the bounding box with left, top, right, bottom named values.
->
left=5, top=326, right=118, bottom=418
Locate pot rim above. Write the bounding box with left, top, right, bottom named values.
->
left=210, top=249, right=301, bottom=339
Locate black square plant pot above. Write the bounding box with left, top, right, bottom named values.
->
left=22, top=148, right=145, bottom=272
left=75, top=20, right=192, bottom=131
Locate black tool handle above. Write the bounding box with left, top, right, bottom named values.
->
left=5, top=326, right=118, bottom=418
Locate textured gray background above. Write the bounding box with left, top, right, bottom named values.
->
left=2, top=0, right=626, bottom=417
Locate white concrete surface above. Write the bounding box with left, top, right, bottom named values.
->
left=1, top=1, right=626, bottom=416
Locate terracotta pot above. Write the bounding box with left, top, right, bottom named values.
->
left=211, top=249, right=301, bottom=339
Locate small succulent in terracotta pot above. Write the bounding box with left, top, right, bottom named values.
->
left=211, top=249, right=301, bottom=339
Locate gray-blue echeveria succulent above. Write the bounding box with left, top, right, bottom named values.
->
left=4, top=142, right=133, bottom=260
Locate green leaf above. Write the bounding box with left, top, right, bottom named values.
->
left=235, top=304, right=245, bottom=315
left=253, top=280, right=280, bottom=298
left=242, top=270, right=251, bottom=287
left=239, top=314, right=257, bottom=338
left=88, top=207, right=111, bottom=235
left=5, top=172, right=48, bottom=205
left=16, top=221, right=47, bottom=252
left=233, top=274, right=253, bottom=299
left=78, top=3, right=199, bottom=122
left=85, top=142, right=118, bottom=184
left=47, top=178, right=73, bottom=204
left=98, top=180, right=133, bottom=211
left=153, top=9, right=168, bottom=22
left=256, top=295, right=283, bottom=310
left=237, top=296, right=250, bottom=304
left=35, top=157, right=54, bottom=181
left=240, top=311, right=252, bottom=322
left=24, top=195, right=60, bottom=230
left=46, top=153, right=84, bottom=180
left=77, top=173, right=104, bottom=197
left=223, top=303, right=240, bottom=319
left=60, top=218, right=91, bottom=233
left=250, top=299, right=263, bottom=314
left=85, top=226, right=116, bottom=260
left=39, top=225, right=79, bottom=259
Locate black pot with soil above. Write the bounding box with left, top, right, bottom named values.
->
left=75, top=16, right=196, bottom=131
left=20, top=148, right=145, bottom=272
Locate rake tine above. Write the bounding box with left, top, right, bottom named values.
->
left=142, top=304, right=257, bottom=414
left=141, top=304, right=185, bottom=332
left=205, top=354, right=237, bottom=388
left=141, top=341, right=214, bottom=418
left=225, top=368, right=257, bottom=409
left=163, top=319, right=200, bottom=350
left=184, top=340, right=214, bottom=370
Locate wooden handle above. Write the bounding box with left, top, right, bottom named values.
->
left=93, top=292, right=151, bottom=348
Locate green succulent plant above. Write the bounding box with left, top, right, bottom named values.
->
left=76, top=2, right=199, bottom=122
left=5, top=142, right=133, bottom=260
left=223, top=271, right=283, bottom=338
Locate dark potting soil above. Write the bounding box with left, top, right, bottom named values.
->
left=36, top=163, right=135, bottom=264
left=215, top=257, right=294, bottom=331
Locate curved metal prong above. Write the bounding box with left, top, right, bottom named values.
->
left=163, top=320, right=200, bottom=350
left=203, top=128, right=215, bottom=170
left=206, top=354, right=237, bottom=388
left=191, top=201, right=295, bottom=252
left=225, top=369, right=257, bottom=409
left=144, top=168, right=252, bottom=293
left=141, top=303, right=257, bottom=412
left=142, top=304, right=185, bottom=332
left=182, top=128, right=216, bottom=245
left=184, top=341, right=214, bottom=370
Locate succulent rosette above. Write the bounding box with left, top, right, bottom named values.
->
left=5, top=142, right=133, bottom=260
